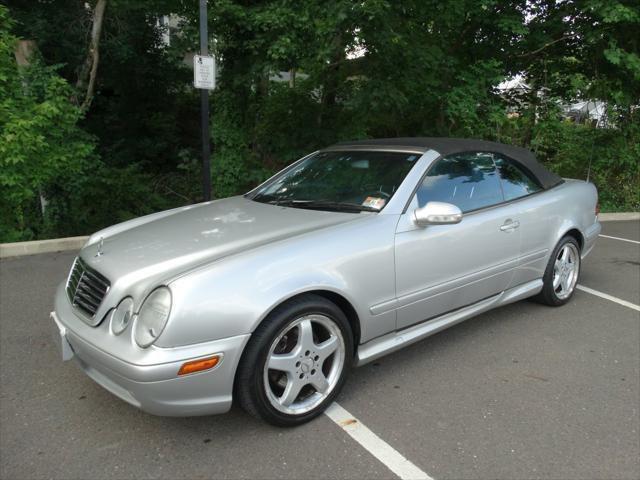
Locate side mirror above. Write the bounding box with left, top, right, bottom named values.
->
left=413, top=201, right=463, bottom=227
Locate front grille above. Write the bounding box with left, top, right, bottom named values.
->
left=66, top=257, right=110, bottom=319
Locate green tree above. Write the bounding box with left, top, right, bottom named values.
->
left=0, top=5, right=96, bottom=241
left=1, top=0, right=638, bottom=242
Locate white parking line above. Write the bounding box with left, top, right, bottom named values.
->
left=599, top=234, right=640, bottom=245
left=325, top=402, right=433, bottom=480
left=576, top=285, right=640, bottom=312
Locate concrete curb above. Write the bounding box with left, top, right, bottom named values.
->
left=1, top=212, right=638, bottom=259
left=0, top=236, right=89, bottom=259
left=599, top=212, right=640, bottom=221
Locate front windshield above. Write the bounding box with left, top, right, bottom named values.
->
left=251, top=150, right=420, bottom=213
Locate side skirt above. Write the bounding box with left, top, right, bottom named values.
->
left=356, top=279, right=543, bottom=366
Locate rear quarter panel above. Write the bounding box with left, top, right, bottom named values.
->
left=512, top=179, right=599, bottom=286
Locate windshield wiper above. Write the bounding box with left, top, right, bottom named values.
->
left=266, top=199, right=380, bottom=213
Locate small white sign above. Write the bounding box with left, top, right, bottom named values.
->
left=194, top=55, right=216, bottom=90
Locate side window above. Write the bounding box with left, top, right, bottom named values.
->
left=493, top=154, right=542, bottom=201
left=416, top=152, right=504, bottom=212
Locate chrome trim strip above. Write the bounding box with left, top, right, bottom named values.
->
left=322, top=145, right=427, bottom=154
left=519, top=248, right=549, bottom=265
left=358, top=279, right=543, bottom=366
left=369, top=255, right=520, bottom=315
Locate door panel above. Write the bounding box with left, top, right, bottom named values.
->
left=394, top=201, right=521, bottom=329
left=492, top=153, right=552, bottom=285
left=509, top=192, right=559, bottom=285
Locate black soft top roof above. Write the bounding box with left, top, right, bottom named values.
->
left=332, top=137, right=563, bottom=190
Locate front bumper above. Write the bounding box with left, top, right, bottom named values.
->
left=51, top=285, right=250, bottom=416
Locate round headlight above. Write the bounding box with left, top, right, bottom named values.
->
left=134, top=287, right=172, bottom=348
left=110, top=297, right=134, bottom=335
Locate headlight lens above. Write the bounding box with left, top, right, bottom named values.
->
left=134, top=287, right=172, bottom=348
left=110, top=297, right=134, bottom=335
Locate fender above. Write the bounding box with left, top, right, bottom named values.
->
left=160, top=214, right=400, bottom=348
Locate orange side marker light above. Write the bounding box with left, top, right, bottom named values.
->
left=178, top=355, right=220, bottom=376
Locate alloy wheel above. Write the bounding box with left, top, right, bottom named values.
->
left=263, top=314, right=345, bottom=415
left=553, top=243, right=580, bottom=300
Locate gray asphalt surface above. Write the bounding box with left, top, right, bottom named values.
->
left=1, top=221, right=639, bottom=480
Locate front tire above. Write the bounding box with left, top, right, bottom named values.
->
left=535, top=236, right=581, bottom=306
left=236, top=294, right=353, bottom=427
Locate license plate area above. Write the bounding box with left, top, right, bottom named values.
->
left=50, top=312, right=74, bottom=361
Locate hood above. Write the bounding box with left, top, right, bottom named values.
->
left=80, top=196, right=359, bottom=305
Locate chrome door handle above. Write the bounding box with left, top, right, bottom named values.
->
left=500, top=219, right=520, bottom=232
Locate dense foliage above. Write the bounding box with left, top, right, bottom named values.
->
left=0, top=7, right=96, bottom=241
left=1, top=0, right=638, bottom=242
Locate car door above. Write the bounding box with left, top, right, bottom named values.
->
left=394, top=151, right=522, bottom=330
left=492, top=153, right=549, bottom=285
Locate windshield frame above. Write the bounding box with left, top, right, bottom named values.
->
left=246, top=148, right=425, bottom=214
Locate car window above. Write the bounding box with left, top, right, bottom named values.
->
left=252, top=151, right=420, bottom=212
left=493, top=154, right=542, bottom=201
left=415, top=152, right=504, bottom=212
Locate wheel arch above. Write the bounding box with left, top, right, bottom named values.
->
left=231, top=288, right=362, bottom=406
left=308, top=290, right=361, bottom=349
left=561, top=227, right=584, bottom=251
left=255, top=289, right=361, bottom=351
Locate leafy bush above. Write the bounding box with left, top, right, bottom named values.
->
left=0, top=7, right=96, bottom=241
left=1, top=1, right=638, bottom=243
left=0, top=5, right=175, bottom=242
left=491, top=106, right=639, bottom=212
left=531, top=118, right=639, bottom=212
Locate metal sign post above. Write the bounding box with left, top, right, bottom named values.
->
left=198, top=0, right=212, bottom=201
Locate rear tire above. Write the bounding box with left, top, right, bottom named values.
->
left=235, top=294, right=353, bottom=427
left=535, top=236, right=581, bottom=306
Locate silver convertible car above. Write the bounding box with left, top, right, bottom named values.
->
left=51, top=138, right=601, bottom=426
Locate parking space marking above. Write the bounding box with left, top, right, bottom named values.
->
left=599, top=234, right=640, bottom=245
left=325, top=402, right=433, bottom=480
left=577, top=284, right=640, bottom=312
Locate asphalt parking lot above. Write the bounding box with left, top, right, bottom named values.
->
left=1, top=220, right=638, bottom=480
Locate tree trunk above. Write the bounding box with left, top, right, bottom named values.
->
left=14, top=40, right=36, bottom=66
left=76, top=0, right=107, bottom=111
left=289, top=67, right=296, bottom=88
